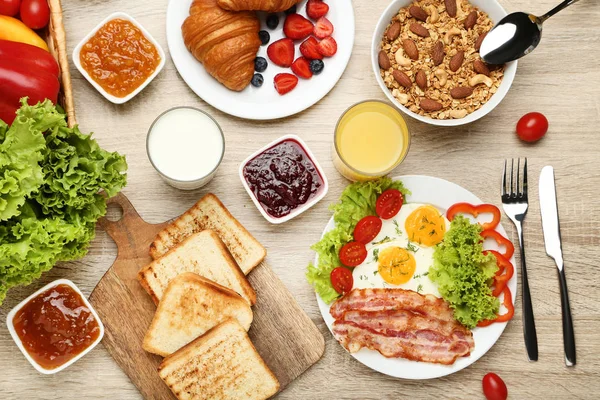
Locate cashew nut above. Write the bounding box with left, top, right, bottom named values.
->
left=426, top=5, right=439, bottom=23
left=444, top=27, right=462, bottom=45
left=394, top=49, right=411, bottom=67
left=397, top=93, right=410, bottom=105
left=469, top=74, right=493, bottom=87
left=434, top=68, right=448, bottom=87
left=450, top=109, right=468, bottom=119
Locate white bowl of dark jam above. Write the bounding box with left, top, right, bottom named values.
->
left=239, top=135, right=329, bottom=224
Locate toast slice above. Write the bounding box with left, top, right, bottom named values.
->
left=143, top=273, right=253, bottom=357
left=158, top=319, right=280, bottom=400
left=138, top=230, right=256, bottom=305
left=149, top=193, right=266, bottom=274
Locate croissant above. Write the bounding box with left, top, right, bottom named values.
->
left=182, top=0, right=261, bottom=91
left=217, top=0, right=301, bottom=12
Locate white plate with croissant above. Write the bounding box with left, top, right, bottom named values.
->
left=166, top=0, right=355, bottom=120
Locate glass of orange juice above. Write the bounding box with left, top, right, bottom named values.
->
left=332, top=100, right=411, bottom=181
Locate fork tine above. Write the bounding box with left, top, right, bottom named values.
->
left=510, top=158, right=515, bottom=196
left=516, top=158, right=521, bottom=196
left=502, top=160, right=508, bottom=196
left=523, top=158, right=528, bottom=196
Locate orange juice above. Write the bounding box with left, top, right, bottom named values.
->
left=333, top=101, right=410, bottom=181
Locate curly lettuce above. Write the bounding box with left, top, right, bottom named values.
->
left=307, top=178, right=410, bottom=303
left=429, top=215, right=499, bottom=328
left=0, top=99, right=127, bottom=304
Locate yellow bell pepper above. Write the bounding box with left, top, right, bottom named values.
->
left=0, top=16, right=49, bottom=51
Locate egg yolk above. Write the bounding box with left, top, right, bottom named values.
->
left=405, top=205, right=447, bottom=247
left=378, top=246, right=416, bottom=285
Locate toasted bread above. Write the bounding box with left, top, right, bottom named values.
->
left=158, top=319, right=279, bottom=400
left=143, top=273, right=253, bottom=357
left=149, top=193, right=266, bottom=274
left=138, top=230, right=256, bottom=305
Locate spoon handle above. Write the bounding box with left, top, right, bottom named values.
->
left=540, top=0, right=581, bottom=23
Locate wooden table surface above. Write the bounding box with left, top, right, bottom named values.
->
left=2, top=0, right=599, bottom=398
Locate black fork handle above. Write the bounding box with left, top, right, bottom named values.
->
left=519, top=228, right=539, bottom=361
left=558, top=267, right=576, bottom=365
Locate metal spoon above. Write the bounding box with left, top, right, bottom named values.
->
left=481, top=0, right=581, bottom=65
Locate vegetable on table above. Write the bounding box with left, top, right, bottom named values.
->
left=477, top=286, right=514, bottom=327
left=482, top=372, right=508, bottom=400
left=0, top=15, right=48, bottom=50
left=20, top=0, right=50, bottom=30
left=0, top=40, right=59, bottom=78
left=446, top=202, right=501, bottom=231
left=485, top=250, right=514, bottom=297
left=516, top=112, right=548, bottom=142
left=481, top=229, right=515, bottom=260
left=0, top=0, right=21, bottom=17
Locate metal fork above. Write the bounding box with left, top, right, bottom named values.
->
left=502, top=158, right=538, bottom=361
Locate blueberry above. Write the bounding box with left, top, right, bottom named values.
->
left=266, top=14, right=279, bottom=30
left=310, top=59, right=324, bottom=75
left=251, top=73, right=264, bottom=87
left=254, top=57, right=268, bottom=73
left=258, top=30, right=270, bottom=45
left=285, top=5, right=297, bottom=15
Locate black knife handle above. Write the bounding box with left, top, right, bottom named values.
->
left=519, top=233, right=539, bottom=362
left=558, top=267, right=576, bottom=366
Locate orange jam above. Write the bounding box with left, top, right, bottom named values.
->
left=13, top=284, right=100, bottom=370
left=79, top=18, right=161, bottom=98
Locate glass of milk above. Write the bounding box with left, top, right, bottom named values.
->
left=146, top=107, right=225, bottom=190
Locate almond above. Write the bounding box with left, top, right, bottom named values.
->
left=449, top=50, right=464, bottom=72
left=450, top=86, right=474, bottom=99
left=386, top=21, right=401, bottom=41
left=444, top=0, right=457, bottom=17
left=378, top=50, right=391, bottom=70
left=415, top=69, right=428, bottom=90
left=420, top=98, right=443, bottom=112
left=464, top=11, right=478, bottom=29
left=410, top=23, right=430, bottom=38
left=475, top=31, right=487, bottom=52
left=473, top=59, right=490, bottom=76
left=393, top=70, right=412, bottom=88
left=431, top=41, right=445, bottom=66
left=409, top=5, right=428, bottom=22
left=403, top=39, right=419, bottom=60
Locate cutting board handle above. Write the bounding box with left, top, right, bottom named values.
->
left=99, top=193, right=150, bottom=244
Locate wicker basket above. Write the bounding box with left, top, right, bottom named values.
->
left=44, top=0, right=76, bottom=127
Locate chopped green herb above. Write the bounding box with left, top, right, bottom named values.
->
left=417, top=284, right=423, bottom=293
left=406, top=241, right=419, bottom=253
left=373, top=270, right=379, bottom=276
left=372, top=236, right=393, bottom=245
left=393, top=220, right=403, bottom=236
left=373, top=248, right=379, bottom=262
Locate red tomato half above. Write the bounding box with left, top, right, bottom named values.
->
left=0, top=0, right=21, bottom=16
left=20, top=0, right=50, bottom=29
left=376, top=189, right=403, bottom=219
left=330, top=267, right=353, bottom=295
left=482, top=372, right=508, bottom=400
left=353, top=216, right=382, bottom=244
left=339, top=241, right=367, bottom=267
left=516, top=112, right=548, bottom=142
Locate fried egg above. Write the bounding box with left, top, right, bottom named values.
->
left=352, top=203, right=450, bottom=297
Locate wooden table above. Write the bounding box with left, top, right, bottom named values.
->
left=2, top=0, right=599, bottom=398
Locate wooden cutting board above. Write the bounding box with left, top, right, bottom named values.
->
left=89, top=193, right=324, bottom=399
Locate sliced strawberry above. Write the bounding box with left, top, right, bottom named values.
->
left=306, top=0, right=329, bottom=20
left=274, top=73, right=299, bottom=95
left=291, top=57, right=313, bottom=79
left=317, top=36, right=337, bottom=57
left=313, top=17, right=334, bottom=39
left=283, top=13, right=314, bottom=40
left=299, top=36, right=323, bottom=60
left=267, top=38, right=295, bottom=67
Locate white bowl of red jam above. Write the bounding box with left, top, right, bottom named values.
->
left=6, top=279, right=104, bottom=374
left=240, top=135, right=328, bottom=224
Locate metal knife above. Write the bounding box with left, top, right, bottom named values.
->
left=539, top=166, right=576, bottom=366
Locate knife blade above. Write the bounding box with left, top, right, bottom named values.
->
left=539, top=166, right=576, bottom=366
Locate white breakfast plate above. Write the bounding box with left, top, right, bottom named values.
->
left=315, top=175, right=517, bottom=379
left=166, top=0, right=355, bottom=120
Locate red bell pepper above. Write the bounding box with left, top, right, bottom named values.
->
left=446, top=202, right=502, bottom=230
left=0, top=40, right=60, bottom=78
left=484, top=250, right=515, bottom=297
left=477, top=286, right=515, bottom=327
left=480, top=229, right=515, bottom=260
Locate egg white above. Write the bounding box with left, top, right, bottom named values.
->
left=352, top=203, right=450, bottom=297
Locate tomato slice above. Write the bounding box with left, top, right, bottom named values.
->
left=353, top=216, right=382, bottom=244
left=447, top=203, right=502, bottom=231
left=330, top=267, right=353, bottom=295
left=481, top=229, right=515, bottom=260
left=376, top=189, right=403, bottom=219
left=339, top=241, right=367, bottom=267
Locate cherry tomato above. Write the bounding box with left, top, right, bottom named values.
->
left=482, top=372, right=508, bottom=400
left=330, top=267, right=353, bottom=295
left=516, top=112, right=548, bottom=142
left=353, top=216, right=382, bottom=244
left=376, top=189, right=403, bottom=220
left=339, top=241, right=367, bottom=267
left=20, top=0, right=50, bottom=30
left=0, top=0, right=21, bottom=16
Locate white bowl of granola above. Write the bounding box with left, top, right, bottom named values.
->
left=372, top=0, right=517, bottom=126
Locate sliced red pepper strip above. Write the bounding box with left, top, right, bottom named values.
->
left=481, top=229, right=515, bottom=260
left=478, top=286, right=515, bottom=327
left=484, top=250, right=515, bottom=296
left=446, top=203, right=502, bottom=231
